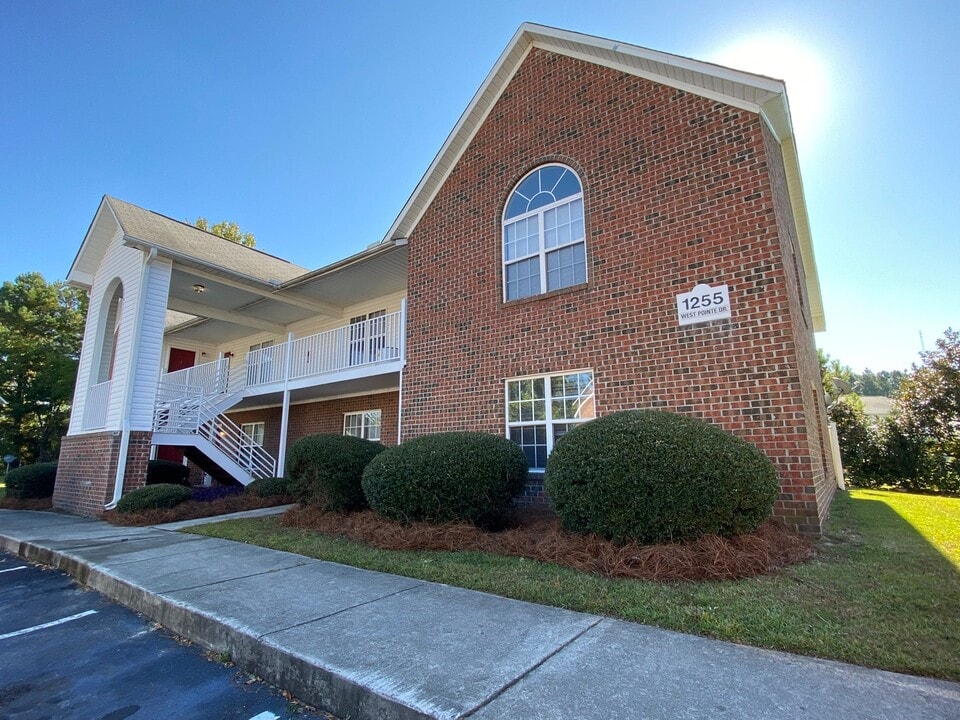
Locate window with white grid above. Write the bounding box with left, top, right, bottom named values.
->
left=505, top=371, right=595, bottom=470
left=343, top=410, right=382, bottom=442
left=503, top=164, right=586, bottom=301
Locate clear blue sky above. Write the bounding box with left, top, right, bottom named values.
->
left=2, top=1, right=957, bottom=372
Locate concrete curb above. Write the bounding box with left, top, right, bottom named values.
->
left=3, top=534, right=434, bottom=720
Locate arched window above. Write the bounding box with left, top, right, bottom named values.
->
left=97, top=283, right=124, bottom=383
left=502, top=164, right=586, bottom=301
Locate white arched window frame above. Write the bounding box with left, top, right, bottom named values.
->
left=502, top=164, right=586, bottom=302
left=97, top=282, right=124, bottom=384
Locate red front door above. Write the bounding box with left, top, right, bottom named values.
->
left=157, top=348, right=197, bottom=464
left=167, top=348, right=196, bottom=373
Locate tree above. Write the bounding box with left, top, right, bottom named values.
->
left=894, top=328, right=960, bottom=490
left=857, top=368, right=907, bottom=397
left=0, top=273, right=87, bottom=463
left=193, top=217, right=256, bottom=247
left=817, top=348, right=854, bottom=402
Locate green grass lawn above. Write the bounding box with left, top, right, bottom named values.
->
left=188, top=489, right=960, bottom=680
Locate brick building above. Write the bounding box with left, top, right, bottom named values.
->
left=55, top=24, right=837, bottom=533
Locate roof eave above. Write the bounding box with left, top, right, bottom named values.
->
left=66, top=195, right=119, bottom=290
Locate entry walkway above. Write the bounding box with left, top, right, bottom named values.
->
left=1, top=508, right=958, bottom=719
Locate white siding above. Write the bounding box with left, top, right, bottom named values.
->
left=129, top=259, right=173, bottom=430
left=101, top=243, right=148, bottom=430
left=67, top=230, right=173, bottom=435
left=68, top=229, right=143, bottom=434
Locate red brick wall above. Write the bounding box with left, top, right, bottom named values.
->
left=225, top=391, right=399, bottom=464
left=54, top=430, right=151, bottom=516
left=761, top=125, right=837, bottom=532
left=400, top=48, right=832, bottom=533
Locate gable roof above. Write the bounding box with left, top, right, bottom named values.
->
left=68, top=196, right=308, bottom=290
left=381, top=22, right=825, bottom=331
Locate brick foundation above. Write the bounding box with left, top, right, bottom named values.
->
left=54, top=430, right=151, bottom=517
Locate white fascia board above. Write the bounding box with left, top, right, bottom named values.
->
left=67, top=196, right=121, bottom=288
left=521, top=22, right=786, bottom=95
left=759, top=94, right=825, bottom=332
left=529, top=40, right=762, bottom=114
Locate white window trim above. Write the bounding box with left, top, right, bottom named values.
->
left=504, top=369, right=595, bottom=471
left=343, top=409, right=382, bottom=442
left=502, top=165, right=587, bottom=302
left=240, top=421, right=265, bottom=447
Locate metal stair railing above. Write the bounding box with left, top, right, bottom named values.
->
left=154, top=381, right=276, bottom=481
left=196, top=401, right=276, bottom=480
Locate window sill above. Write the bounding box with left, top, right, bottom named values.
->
left=501, top=282, right=589, bottom=309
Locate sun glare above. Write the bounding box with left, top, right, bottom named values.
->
left=711, top=34, right=830, bottom=150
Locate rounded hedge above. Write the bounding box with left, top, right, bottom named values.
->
left=245, top=476, right=291, bottom=498
left=146, top=459, right=191, bottom=486
left=361, top=432, right=528, bottom=526
left=544, top=410, right=778, bottom=543
left=116, top=484, right=193, bottom=514
left=5, top=462, right=57, bottom=499
left=286, top=434, right=386, bottom=510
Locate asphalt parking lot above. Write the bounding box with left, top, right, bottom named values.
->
left=0, top=551, right=331, bottom=720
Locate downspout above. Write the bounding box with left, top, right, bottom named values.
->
left=396, top=298, right=406, bottom=446
left=277, top=331, right=295, bottom=477
left=105, top=247, right=157, bottom=509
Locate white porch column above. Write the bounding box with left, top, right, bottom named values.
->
left=276, top=331, right=295, bottom=477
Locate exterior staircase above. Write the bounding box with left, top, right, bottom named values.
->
left=152, top=359, right=276, bottom=484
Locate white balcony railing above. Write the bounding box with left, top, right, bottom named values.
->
left=246, top=308, right=405, bottom=389
left=158, top=308, right=405, bottom=401
left=163, top=357, right=232, bottom=397
left=82, top=379, right=112, bottom=430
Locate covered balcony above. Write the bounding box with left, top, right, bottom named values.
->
left=158, top=307, right=405, bottom=406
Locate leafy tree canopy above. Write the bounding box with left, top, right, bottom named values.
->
left=193, top=217, right=255, bottom=247
left=896, top=328, right=960, bottom=446
left=0, top=273, right=87, bottom=463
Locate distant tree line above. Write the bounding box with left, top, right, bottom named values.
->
left=818, top=350, right=907, bottom=398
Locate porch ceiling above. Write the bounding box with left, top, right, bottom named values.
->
left=163, top=244, right=408, bottom=346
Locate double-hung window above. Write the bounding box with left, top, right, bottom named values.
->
left=343, top=410, right=382, bottom=442
left=239, top=422, right=265, bottom=471
left=506, top=370, right=595, bottom=470
left=503, top=164, right=586, bottom=301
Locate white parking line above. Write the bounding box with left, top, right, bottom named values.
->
left=0, top=566, right=27, bottom=574
left=248, top=713, right=280, bottom=720
left=0, top=609, right=98, bottom=640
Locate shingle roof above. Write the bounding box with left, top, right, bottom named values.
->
left=105, top=196, right=308, bottom=285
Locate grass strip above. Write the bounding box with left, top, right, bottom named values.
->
left=187, top=489, right=960, bottom=680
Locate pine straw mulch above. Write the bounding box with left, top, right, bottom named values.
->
left=280, top=506, right=816, bottom=582
left=102, top=494, right=292, bottom=527
left=0, top=497, right=54, bottom=511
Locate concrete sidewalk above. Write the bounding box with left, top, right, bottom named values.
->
left=1, top=508, right=957, bottom=720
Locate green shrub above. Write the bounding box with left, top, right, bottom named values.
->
left=245, top=476, right=291, bottom=498
left=146, top=459, right=191, bottom=486
left=286, top=434, right=386, bottom=510
left=116, top=483, right=193, bottom=514
left=545, top=410, right=778, bottom=543
left=362, top=432, right=528, bottom=527
left=5, top=462, right=57, bottom=499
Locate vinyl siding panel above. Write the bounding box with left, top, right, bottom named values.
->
left=129, top=259, right=173, bottom=429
